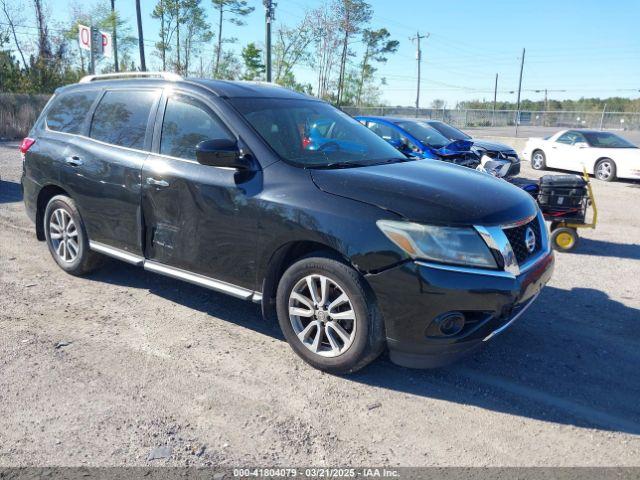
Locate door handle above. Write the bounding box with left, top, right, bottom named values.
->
left=65, top=155, right=83, bottom=166
left=146, top=178, right=169, bottom=187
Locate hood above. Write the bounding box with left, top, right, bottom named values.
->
left=435, top=139, right=475, bottom=157
left=472, top=139, right=517, bottom=153
left=310, top=159, right=538, bottom=226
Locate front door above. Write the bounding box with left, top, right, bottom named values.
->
left=141, top=90, right=259, bottom=290
left=547, top=131, right=589, bottom=172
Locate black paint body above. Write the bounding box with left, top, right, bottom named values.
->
left=22, top=78, right=553, bottom=368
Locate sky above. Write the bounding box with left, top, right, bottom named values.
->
left=5, top=0, right=640, bottom=107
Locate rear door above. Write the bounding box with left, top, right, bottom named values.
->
left=63, top=88, right=161, bottom=256
left=141, top=89, right=258, bottom=290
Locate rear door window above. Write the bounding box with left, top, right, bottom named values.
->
left=90, top=90, right=158, bottom=150
left=46, top=90, right=99, bottom=134
left=160, top=94, right=233, bottom=161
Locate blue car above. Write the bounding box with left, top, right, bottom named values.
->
left=355, top=116, right=480, bottom=168
left=302, top=118, right=367, bottom=154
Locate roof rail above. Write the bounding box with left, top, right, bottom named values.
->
left=78, top=71, right=183, bottom=83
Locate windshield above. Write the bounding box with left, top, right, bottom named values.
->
left=582, top=131, right=637, bottom=148
left=230, top=98, right=407, bottom=167
left=395, top=121, right=451, bottom=149
left=427, top=121, right=471, bottom=141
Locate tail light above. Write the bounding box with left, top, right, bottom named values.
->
left=19, top=137, right=36, bottom=154
left=302, top=137, right=311, bottom=149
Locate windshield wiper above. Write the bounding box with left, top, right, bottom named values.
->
left=311, top=161, right=367, bottom=169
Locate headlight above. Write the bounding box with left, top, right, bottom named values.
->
left=377, top=220, right=497, bottom=268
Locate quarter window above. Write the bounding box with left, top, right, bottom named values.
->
left=90, top=90, right=158, bottom=150
left=160, top=94, right=232, bottom=161
left=46, top=90, right=99, bottom=134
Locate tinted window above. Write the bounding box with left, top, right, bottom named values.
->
left=160, top=95, right=232, bottom=161
left=396, top=121, right=451, bottom=148
left=427, top=121, right=471, bottom=141
left=46, top=90, right=99, bottom=134
left=367, top=121, right=400, bottom=141
left=230, top=98, right=405, bottom=167
left=556, top=131, right=587, bottom=145
left=90, top=90, right=157, bottom=149
left=582, top=132, right=636, bottom=148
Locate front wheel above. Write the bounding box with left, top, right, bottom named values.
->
left=531, top=150, right=546, bottom=170
left=276, top=254, right=385, bottom=374
left=595, top=158, right=616, bottom=182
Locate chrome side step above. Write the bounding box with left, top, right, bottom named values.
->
left=89, top=241, right=144, bottom=266
left=89, top=242, right=262, bottom=303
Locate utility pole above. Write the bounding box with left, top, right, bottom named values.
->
left=135, top=0, right=146, bottom=71
left=515, top=47, right=525, bottom=137
left=599, top=103, right=607, bottom=130
left=410, top=31, right=428, bottom=114
left=492, top=73, right=498, bottom=126
left=263, top=0, right=275, bottom=82
left=110, top=0, right=119, bottom=72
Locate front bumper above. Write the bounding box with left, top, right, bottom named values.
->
left=367, top=250, right=554, bottom=368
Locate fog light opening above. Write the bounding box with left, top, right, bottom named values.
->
left=436, top=312, right=466, bottom=336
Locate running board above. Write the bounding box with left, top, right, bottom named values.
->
left=89, top=241, right=144, bottom=266
left=89, top=241, right=262, bottom=303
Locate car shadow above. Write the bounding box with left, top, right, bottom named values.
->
left=0, top=180, right=23, bottom=203
left=85, top=260, right=283, bottom=340
left=85, top=263, right=640, bottom=435
left=566, top=237, right=640, bottom=260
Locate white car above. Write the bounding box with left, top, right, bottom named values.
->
left=521, top=130, right=640, bottom=181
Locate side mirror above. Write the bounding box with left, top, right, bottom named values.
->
left=195, top=139, right=251, bottom=169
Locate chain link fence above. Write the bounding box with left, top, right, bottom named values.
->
left=341, top=106, right=640, bottom=132
left=0, top=94, right=51, bottom=139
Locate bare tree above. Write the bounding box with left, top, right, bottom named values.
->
left=310, top=4, right=341, bottom=100
left=0, top=0, right=28, bottom=69
left=273, top=13, right=314, bottom=85
left=33, top=0, right=53, bottom=62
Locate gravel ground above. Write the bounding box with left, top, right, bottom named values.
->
left=1, top=141, right=639, bottom=467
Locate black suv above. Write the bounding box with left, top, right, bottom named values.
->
left=21, top=73, right=554, bottom=373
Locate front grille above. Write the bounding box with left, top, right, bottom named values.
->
left=503, top=217, right=542, bottom=265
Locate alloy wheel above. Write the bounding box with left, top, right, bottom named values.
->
left=288, top=274, right=357, bottom=358
left=49, top=208, right=79, bottom=263
left=532, top=152, right=544, bottom=169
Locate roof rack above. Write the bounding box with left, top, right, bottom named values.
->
left=78, top=71, right=183, bottom=83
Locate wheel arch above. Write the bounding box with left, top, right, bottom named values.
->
left=260, top=240, right=351, bottom=323
left=35, top=184, right=71, bottom=241
left=593, top=156, right=615, bottom=175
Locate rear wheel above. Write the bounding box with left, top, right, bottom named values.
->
left=44, top=195, right=103, bottom=275
left=595, top=158, right=616, bottom=182
left=531, top=150, right=546, bottom=170
left=550, top=227, right=579, bottom=252
left=276, top=254, right=384, bottom=374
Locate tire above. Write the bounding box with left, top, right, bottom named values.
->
left=550, top=227, right=579, bottom=252
left=276, top=254, right=385, bottom=374
left=44, top=195, right=104, bottom=275
left=595, top=158, right=616, bottom=182
left=531, top=150, right=546, bottom=170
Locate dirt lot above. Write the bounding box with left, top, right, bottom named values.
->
left=1, top=141, right=639, bottom=467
